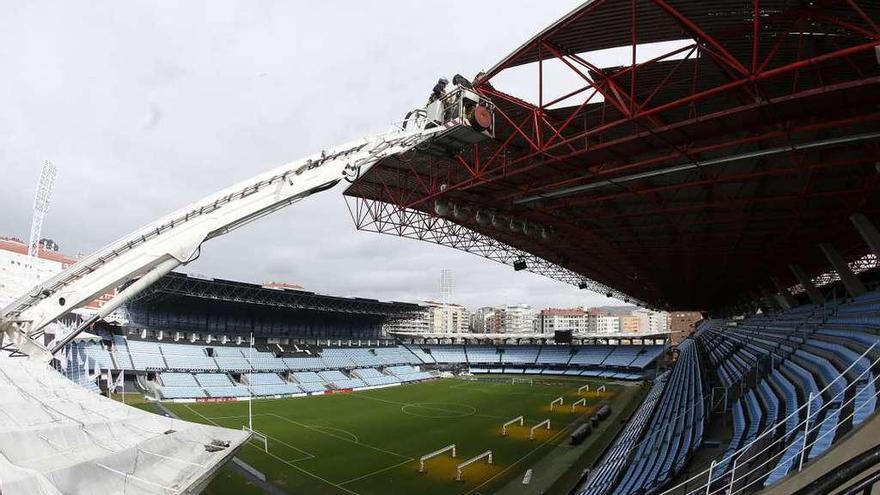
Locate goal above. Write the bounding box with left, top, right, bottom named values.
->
left=511, top=377, right=533, bottom=386
left=242, top=425, right=268, bottom=452
left=455, top=450, right=493, bottom=481
left=419, top=444, right=456, bottom=472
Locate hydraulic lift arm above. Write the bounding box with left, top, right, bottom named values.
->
left=0, top=123, right=444, bottom=361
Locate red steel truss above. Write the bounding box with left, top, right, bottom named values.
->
left=345, top=0, right=880, bottom=310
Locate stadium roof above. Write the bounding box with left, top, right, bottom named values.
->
left=129, top=272, right=422, bottom=316
left=345, top=0, right=880, bottom=311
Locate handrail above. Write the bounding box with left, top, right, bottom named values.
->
left=655, top=338, right=880, bottom=495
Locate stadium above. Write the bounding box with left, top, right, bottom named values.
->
left=1, top=1, right=879, bottom=495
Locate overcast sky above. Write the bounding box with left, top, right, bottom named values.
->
left=0, top=0, right=629, bottom=310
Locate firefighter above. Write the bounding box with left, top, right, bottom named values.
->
left=427, top=77, right=449, bottom=105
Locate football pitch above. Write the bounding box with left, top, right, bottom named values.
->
left=168, top=376, right=645, bottom=495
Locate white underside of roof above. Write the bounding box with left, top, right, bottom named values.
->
left=0, top=357, right=248, bottom=495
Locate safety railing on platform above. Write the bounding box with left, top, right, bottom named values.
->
left=657, top=341, right=880, bottom=495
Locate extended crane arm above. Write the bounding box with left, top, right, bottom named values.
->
left=0, top=123, right=445, bottom=361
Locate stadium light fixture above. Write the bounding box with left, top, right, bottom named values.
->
left=513, top=259, right=527, bottom=271
left=514, top=131, right=880, bottom=205
left=578, top=281, right=588, bottom=290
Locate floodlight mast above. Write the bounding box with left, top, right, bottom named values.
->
left=0, top=119, right=451, bottom=362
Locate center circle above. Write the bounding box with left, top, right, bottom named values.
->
left=400, top=402, right=476, bottom=418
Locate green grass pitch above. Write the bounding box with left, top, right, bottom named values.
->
left=168, top=376, right=644, bottom=495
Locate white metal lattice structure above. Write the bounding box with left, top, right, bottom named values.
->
left=0, top=121, right=447, bottom=361
left=27, top=160, right=57, bottom=258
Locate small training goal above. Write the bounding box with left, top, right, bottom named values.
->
left=501, top=416, right=524, bottom=436
left=419, top=444, right=456, bottom=473
left=530, top=419, right=551, bottom=440
left=455, top=450, right=493, bottom=481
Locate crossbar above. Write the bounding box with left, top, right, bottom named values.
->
left=530, top=419, right=551, bottom=439
left=501, top=416, right=524, bottom=435
left=419, top=444, right=456, bottom=472
left=242, top=426, right=268, bottom=453
left=455, top=450, right=493, bottom=481
left=571, top=398, right=587, bottom=412
left=578, top=384, right=590, bottom=394
left=550, top=397, right=564, bottom=411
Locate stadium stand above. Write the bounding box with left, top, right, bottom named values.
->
left=425, top=345, right=467, bottom=363
left=612, top=339, right=704, bottom=495
left=580, top=371, right=669, bottom=495
left=466, top=346, right=500, bottom=363
left=500, top=346, right=539, bottom=364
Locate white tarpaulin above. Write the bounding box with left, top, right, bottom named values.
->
left=0, top=357, right=248, bottom=494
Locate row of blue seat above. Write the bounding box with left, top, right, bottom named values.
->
left=613, top=339, right=705, bottom=495
left=695, top=292, right=880, bottom=489
left=580, top=371, right=670, bottom=495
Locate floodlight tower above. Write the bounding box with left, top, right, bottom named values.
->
left=28, top=161, right=57, bottom=257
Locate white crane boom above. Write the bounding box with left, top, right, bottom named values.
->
left=0, top=123, right=446, bottom=361
left=27, top=160, right=57, bottom=257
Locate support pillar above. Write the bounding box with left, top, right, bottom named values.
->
left=850, top=213, right=880, bottom=260
left=771, top=277, right=797, bottom=308
left=789, top=264, right=825, bottom=305
left=819, top=243, right=867, bottom=298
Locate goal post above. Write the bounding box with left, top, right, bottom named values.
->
left=578, top=384, right=590, bottom=394
left=242, top=425, right=268, bottom=452
left=598, top=385, right=606, bottom=392
left=530, top=419, right=551, bottom=439
left=571, top=397, right=587, bottom=412
left=419, top=444, right=456, bottom=472
left=512, top=377, right=533, bottom=386
left=455, top=450, right=493, bottom=481
left=550, top=397, right=563, bottom=411
left=501, top=415, right=524, bottom=436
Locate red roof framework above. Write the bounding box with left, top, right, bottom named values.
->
left=345, top=0, right=880, bottom=311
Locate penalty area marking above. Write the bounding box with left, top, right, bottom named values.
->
left=306, top=424, right=359, bottom=443
left=401, top=402, right=477, bottom=418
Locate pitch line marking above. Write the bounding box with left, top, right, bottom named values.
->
left=181, top=406, right=367, bottom=494
left=306, top=424, right=359, bottom=443
left=338, top=458, right=414, bottom=486
left=181, top=406, right=316, bottom=460
left=265, top=413, right=413, bottom=461
left=462, top=391, right=600, bottom=495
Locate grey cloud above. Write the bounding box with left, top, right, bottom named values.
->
left=0, top=0, right=623, bottom=311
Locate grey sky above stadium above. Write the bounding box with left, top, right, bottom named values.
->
left=0, top=0, right=626, bottom=310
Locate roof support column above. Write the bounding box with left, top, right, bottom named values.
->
left=819, top=243, right=867, bottom=298
left=850, top=213, right=880, bottom=260
left=789, top=264, right=825, bottom=305
left=771, top=277, right=798, bottom=309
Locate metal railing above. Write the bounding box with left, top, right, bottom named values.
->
left=656, top=340, right=880, bottom=495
